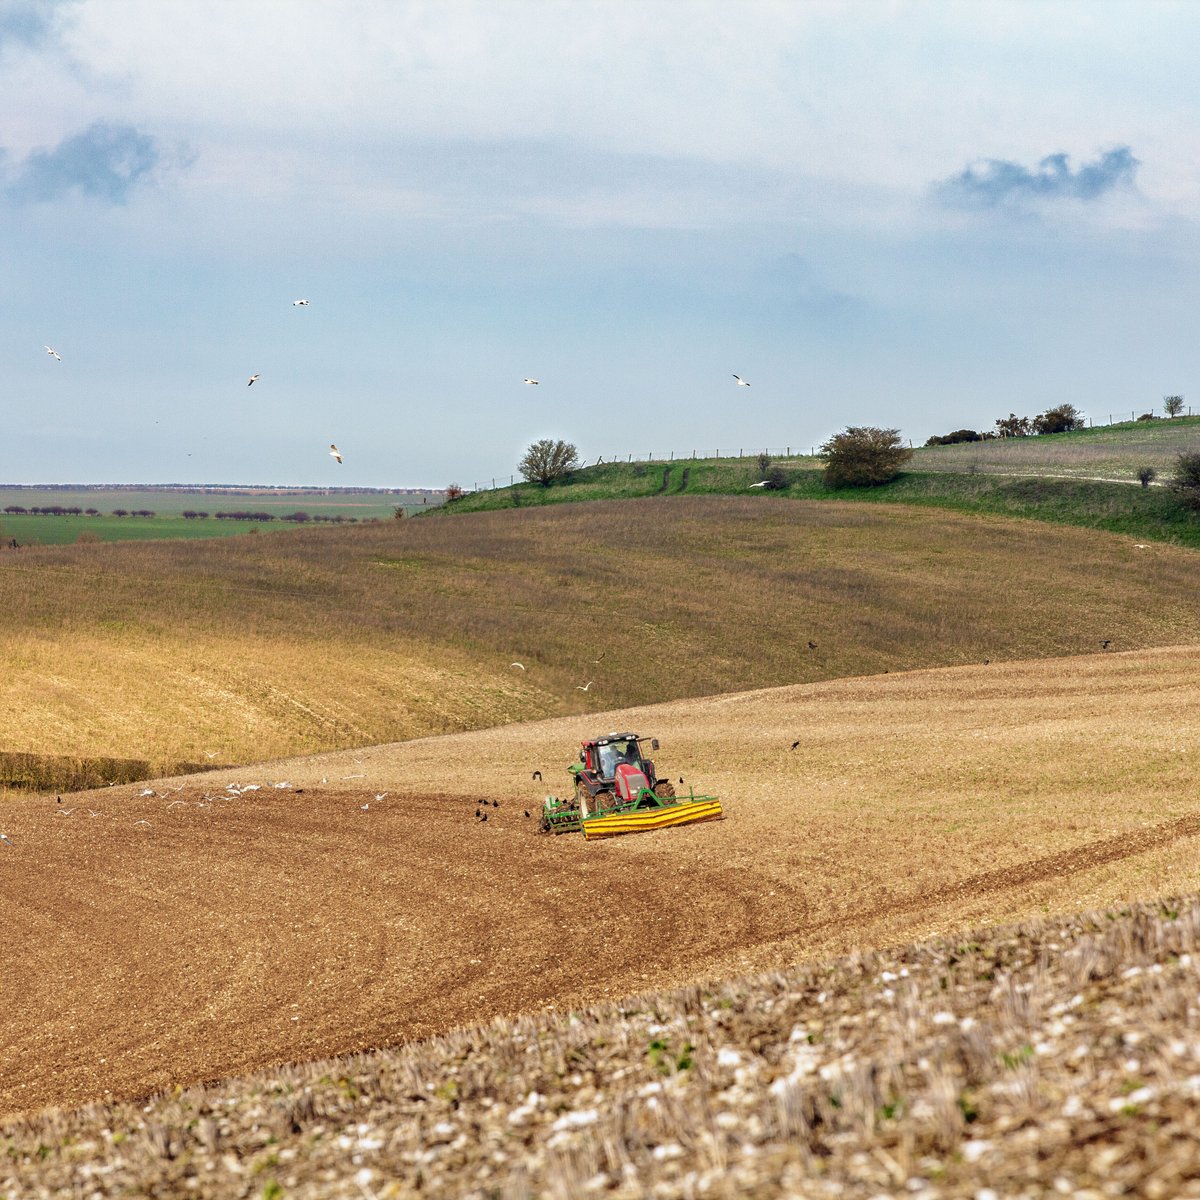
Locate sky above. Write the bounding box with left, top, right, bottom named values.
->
left=5, top=0, right=1200, bottom=488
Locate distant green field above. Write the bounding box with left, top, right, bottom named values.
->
left=0, top=487, right=436, bottom=544
left=0, top=515, right=257, bottom=546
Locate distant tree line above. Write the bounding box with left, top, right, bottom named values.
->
left=205, top=510, right=362, bottom=523
left=4, top=505, right=93, bottom=516
left=925, top=403, right=1087, bottom=445
left=926, top=396, right=1192, bottom=446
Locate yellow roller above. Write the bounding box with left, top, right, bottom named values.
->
left=581, top=798, right=724, bottom=840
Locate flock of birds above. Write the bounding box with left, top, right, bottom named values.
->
left=45, top=320, right=754, bottom=475
left=45, top=302, right=349, bottom=468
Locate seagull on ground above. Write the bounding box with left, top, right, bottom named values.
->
left=375, top=792, right=388, bottom=802
left=292, top=299, right=310, bottom=306
left=0, top=833, right=12, bottom=846
left=523, top=378, right=540, bottom=385
left=510, top=662, right=525, bottom=670
left=44, top=345, right=62, bottom=361
left=247, top=373, right=260, bottom=386
left=732, top=374, right=750, bottom=386
left=360, top=803, right=369, bottom=811
left=576, top=681, right=594, bottom=692
left=330, top=444, right=343, bottom=464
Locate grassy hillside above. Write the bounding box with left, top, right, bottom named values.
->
left=441, top=445, right=1200, bottom=546
left=909, top=413, right=1200, bottom=479
left=2, top=498, right=1200, bottom=784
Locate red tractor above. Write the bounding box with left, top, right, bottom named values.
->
left=540, top=732, right=720, bottom=838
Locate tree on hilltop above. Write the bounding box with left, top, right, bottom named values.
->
left=519, top=438, right=580, bottom=487
left=1164, top=394, right=1185, bottom=418
left=995, top=413, right=1031, bottom=438
left=1032, top=404, right=1086, bottom=435
left=819, top=427, right=912, bottom=488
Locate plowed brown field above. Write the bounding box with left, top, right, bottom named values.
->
left=4, top=644, right=1200, bottom=1118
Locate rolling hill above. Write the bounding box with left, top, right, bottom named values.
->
left=2, top=497, right=1199, bottom=793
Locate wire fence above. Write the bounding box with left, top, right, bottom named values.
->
left=469, top=411, right=1196, bottom=492
left=471, top=448, right=810, bottom=491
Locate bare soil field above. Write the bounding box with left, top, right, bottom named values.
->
left=3, top=644, right=1199, bottom=1121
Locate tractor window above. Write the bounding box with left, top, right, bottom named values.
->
left=597, top=743, right=620, bottom=778
left=598, top=740, right=643, bottom=778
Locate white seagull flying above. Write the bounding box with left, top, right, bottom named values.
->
left=292, top=299, right=310, bottom=306
left=329, top=443, right=343, bottom=463
left=523, top=378, right=540, bottom=385
left=733, top=374, right=750, bottom=386
left=510, top=662, right=526, bottom=670
left=45, top=345, right=62, bottom=361
left=247, top=373, right=260, bottom=386
left=576, top=681, right=594, bottom=692
left=749, top=481, right=769, bottom=488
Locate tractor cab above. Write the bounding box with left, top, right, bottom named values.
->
left=572, top=732, right=668, bottom=811
left=586, top=734, right=650, bottom=783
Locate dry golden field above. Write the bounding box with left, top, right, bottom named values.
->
left=2, top=496, right=1200, bottom=782
left=3, top=644, right=1199, bottom=1123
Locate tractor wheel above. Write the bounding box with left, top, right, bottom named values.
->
left=591, top=790, right=614, bottom=815
left=655, top=780, right=676, bottom=801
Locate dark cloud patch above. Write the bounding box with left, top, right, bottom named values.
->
left=938, top=147, right=1139, bottom=207
left=6, top=121, right=168, bottom=204
left=0, top=0, right=70, bottom=50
